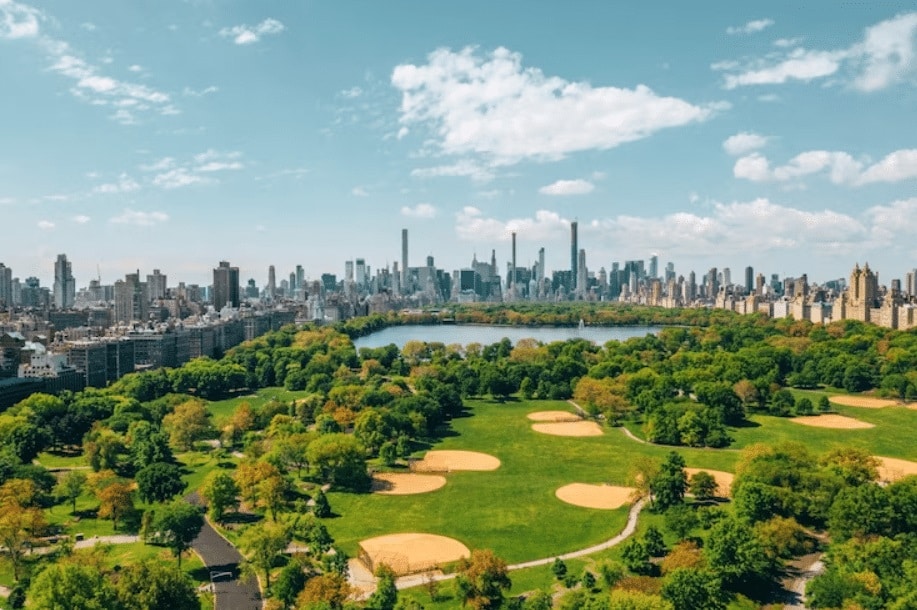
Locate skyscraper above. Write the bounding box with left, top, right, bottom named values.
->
left=355, top=258, right=366, bottom=286
left=53, top=254, right=75, bottom=309
left=576, top=248, right=587, bottom=295
left=570, top=221, right=578, bottom=287
left=0, top=263, right=11, bottom=307
left=114, top=271, right=149, bottom=323
left=146, top=269, right=167, bottom=301
left=212, top=261, right=240, bottom=311
left=745, top=266, right=754, bottom=294
left=267, top=265, right=276, bottom=299
left=649, top=254, right=658, bottom=279
left=401, top=229, right=409, bottom=294
left=511, top=232, right=517, bottom=290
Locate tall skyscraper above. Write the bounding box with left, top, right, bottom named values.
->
left=401, top=229, right=409, bottom=293
left=576, top=248, right=587, bottom=295
left=146, top=269, right=167, bottom=300
left=649, top=254, right=658, bottom=279
left=511, top=232, right=517, bottom=289
left=570, top=221, right=578, bottom=284
left=745, top=266, right=754, bottom=293
left=53, top=254, right=75, bottom=309
left=345, top=260, right=354, bottom=283
left=355, top=258, right=366, bottom=285
left=267, top=265, right=276, bottom=299
left=212, top=261, right=240, bottom=311
left=537, top=247, right=545, bottom=284
left=0, top=263, right=11, bottom=307
left=114, top=271, right=149, bottom=323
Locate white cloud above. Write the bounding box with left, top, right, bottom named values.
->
left=0, top=0, right=42, bottom=39
left=128, top=64, right=142, bottom=73
left=716, top=12, right=917, bottom=91
left=773, top=37, right=803, bottom=48
left=340, top=86, right=363, bottom=98
left=727, top=18, right=775, bottom=35
left=411, top=160, right=495, bottom=182
left=734, top=148, right=917, bottom=186
left=183, top=85, right=219, bottom=97
left=72, top=214, right=90, bottom=224
left=140, top=157, right=175, bottom=172
left=142, top=150, right=243, bottom=189
left=37, top=219, right=54, bottom=230
left=194, top=149, right=241, bottom=164
left=401, top=203, right=437, bottom=218
left=392, top=46, right=718, bottom=168
left=722, top=132, right=770, bottom=156
left=196, top=161, right=244, bottom=172
left=219, top=18, right=285, bottom=45
left=152, top=168, right=206, bottom=189
left=92, top=173, right=140, bottom=194
left=455, top=207, right=570, bottom=242
left=0, top=196, right=15, bottom=205
left=538, top=179, right=595, bottom=196
left=351, top=187, right=369, bottom=197
left=109, top=208, right=169, bottom=226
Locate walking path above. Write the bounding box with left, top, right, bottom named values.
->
left=782, top=552, right=825, bottom=609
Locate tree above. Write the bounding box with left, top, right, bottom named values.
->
left=97, top=481, right=134, bottom=531
left=162, top=399, right=211, bottom=451
left=127, top=420, right=174, bottom=471
left=818, top=395, right=831, bottom=412
left=28, top=561, right=121, bottom=610
left=313, top=488, right=331, bottom=518
left=274, top=559, right=310, bottom=609
left=795, top=397, right=814, bottom=415
left=661, top=568, right=726, bottom=610
left=222, top=402, right=255, bottom=447
left=650, top=452, right=688, bottom=511
left=367, top=564, right=398, bottom=610
left=150, top=500, right=204, bottom=568
left=241, top=522, right=291, bottom=592
left=0, top=496, right=46, bottom=581
left=688, top=471, right=718, bottom=502
left=664, top=504, right=698, bottom=541
left=114, top=559, right=200, bottom=610
left=200, top=470, right=239, bottom=522
left=379, top=441, right=398, bottom=467
left=552, top=557, right=567, bottom=580
left=455, top=549, right=512, bottom=610
left=258, top=471, right=291, bottom=521
left=621, top=539, right=653, bottom=575
left=704, top=515, right=774, bottom=592
left=306, top=433, right=369, bottom=491
left=136, top=462, right=186, bottom=504
left=643, top=526, right=667, bottom=557
left=56, top=469, right=87, bottom=514
left=296, top=572, right=352, bottom=609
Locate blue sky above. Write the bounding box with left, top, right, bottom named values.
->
left=1, top=1, right=916, bottom=288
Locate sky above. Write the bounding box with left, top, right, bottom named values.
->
left=1, top=1, right=917, bottom=288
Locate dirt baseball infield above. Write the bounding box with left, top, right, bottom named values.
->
left=790, top=414, right=874, bottom=429
left=685, top=468, right=735, bottom=498
left=371, top=473, right=446, bottom=495
left=527, top=410, right=583, bottom=422
left=359, top=533, right=470, bottom=576
left=875, top=456, right=917, bottom=483
left=532, top=421, right=604, bottom=437
left=555, top=483, right=637, bottom=509
left=412, top=450, right=501, bottom=472
left=829, top=395, right=899, bottom=409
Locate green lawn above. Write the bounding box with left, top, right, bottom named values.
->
left=206, top=387, right=314, bottom=426
left=325, top=399, right=738, bottom=565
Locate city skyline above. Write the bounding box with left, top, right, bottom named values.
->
left=2, top=2, right=917, bottom=284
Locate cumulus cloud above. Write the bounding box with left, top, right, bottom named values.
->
left=220, top=18, right=285, bottom=45
left=401, top=203, right=437, bottom=218
left=727, top=18, right=775, bottom=35
left=411, top=160, right=494, bottom=182
left=183, top=85, right=218, bottom=97
left=36, top=219, right=54, bottom=230
left=109, top=208, right=169, bottom=226
left=351, top=187, right=369, bottom=197
left=0, top=0, right=42, bottom=39
left=716, top=12, right=917, bottom=91
left=722, top=132, right=770, bottom=156
left=734, top=148, right=917, bottom=185
left=455, top=207, right=571, bottom=242
left=92, top=173, right=141, bottom=194
left=393, top=46, right=718, bottom=169
left=141, top=150, right=243, bottom=189
left=71, top=214, right=90, bottom=224
left=152, top=168, right=207, bottom=189
left=539, top=179, right=595, bottom=196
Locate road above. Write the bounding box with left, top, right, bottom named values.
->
left=187, top=493, right=262, bottom=610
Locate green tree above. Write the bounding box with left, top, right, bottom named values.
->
left=643, top=526, right=667, bottom=557
left=114, top=559, right=200, bottom=610
left=818, top=395, right=831, bottom=412
left=794, top=397, right=814, bottom=415
left=136, top=462, right=186, bottom=504
left=162, top=399, right=211, bottom=451
left=241, top=522, right=291, bottom=592
left=150, top=500, right=204, bottom=568
left=704, top=515, right=773, bottom=592
left=552, top=557, right=567, bottom=580
left=55, top=469, right=87, bottom=514
left=688, top=471, right=718, bottom=502
left=200, top=470, right=240, bottom=522
left=379, top=441, right=398, bottom=467
left=306, top=433, right=369, bottom=491
left=455, top=549, right=512, bottom=610
left=621, top=539, right=653, bottom=575
left=661, top=568, right=726, bottom=610
left=28, top=561, right=121, bottom=610
left=367, top=564, right=399, bottom=610
left=664, top=504, right=698, bottom=541
left=650, top=451, right=688, bottom=511
left=274, top=558, right=311, bottom=609
left=313, top=488, right=332, bottom=518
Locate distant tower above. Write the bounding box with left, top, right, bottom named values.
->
left=570, top=221, right=578, bottom=283
left=213, top=261, right=240, bottom=311
left=401, top=229, right=409, bottom=293
left=576, top=248, right=587, bottom=295
left=745, top=266, right=754, bottom=294
left=511, top=232, right=517, bottom=290
left=649, top=254, right=658, bottom=279
left=53, top=254, right=75, bottom=309
left=268, top=265, right=276, bottom=299
left=538, top=247, right=545, bottom=284
left=0, top=262, right=12, bottom=307
left=146, top=269, right=167, bottom=301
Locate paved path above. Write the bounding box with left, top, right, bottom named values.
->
left=782, top=552, right=825, bottom=609
left=393, top=498, right=646, bottom=590
left=187, top=493, right=262, bottom=610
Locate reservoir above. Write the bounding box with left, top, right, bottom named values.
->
left=352, top=324, right=662, bottom=349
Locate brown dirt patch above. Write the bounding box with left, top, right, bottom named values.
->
left=555, top=483, right=637, bottom=509
left=875, top=456, right=917, bottom=483
left=790, top=414, right=874, bottom=429
left=371, top=473, right=446, bottom=495
left=532, top=421, right=604, bottom=437
left=527, top=410, right=582, bottom=422
left=685, top=468, right=735, bottom=498
left=359, top=533, right=470, bottom=576
left=412, top=450, right=500, bottom=472
left=829, top=395, right=899, bottom=409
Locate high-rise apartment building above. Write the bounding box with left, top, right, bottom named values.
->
left=355, top=258, right=366, bottom=286
left=401, top=229, right=409, bottom=294
left=146, top=269, right=167, bottom=301
left=212, top=261, right=240, bottom=311
left=649, top=255, right=658, bottom=279
left=114, top=272, right=149, bottom=323
left=570, top=221, right=578, bottom=285
left=0, top=263, right=11, bottom=307
left=53, top=254, right=75, bottom=309
left=745, top=266, right=754, bottom=294
left=267, top=265, right=276, bottom=299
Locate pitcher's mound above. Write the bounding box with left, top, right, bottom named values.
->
left=371, top=473, right=446, bottom=495
left=413, top=450, right=500, bottom=472
left=527, top=411, right=582, bottom=422
left=875, top=456, right=917, bottom=483
left=829, top=395, right=898, bottom=409
left=791, top=414, right=874, bottom=429
left=685, top=468, right=735, bottom=498
left=556, top=483, right=636, bottom=509
left=533, top=421, right=604, bottom=437
left=359, top=533, right=470, bottom=576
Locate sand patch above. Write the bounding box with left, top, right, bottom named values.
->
left=371, top=473, right=446, bottom=495
left=412, top=450, right=500, bottom=472
left=527, top=410, right=582, bottom=422
left=829, top=395, right=899, bottom=409
left=555, top=483, right=636, bottom=510
left=685, top=468, right=735, bottom=498
left=532, top=421, right=604, bottom=437
left=875, top=456, right=917, bottom=483
left=359, top=533, right=470, bottom=576
left=791, top=414, right=874, bottom=429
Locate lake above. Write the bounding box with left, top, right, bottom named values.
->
left=352, top=324, right=662, bottom=349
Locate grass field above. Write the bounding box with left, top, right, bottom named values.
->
left=206, top=387, right=314, bottom=426
left=325, top=399, right=738, bottom=565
